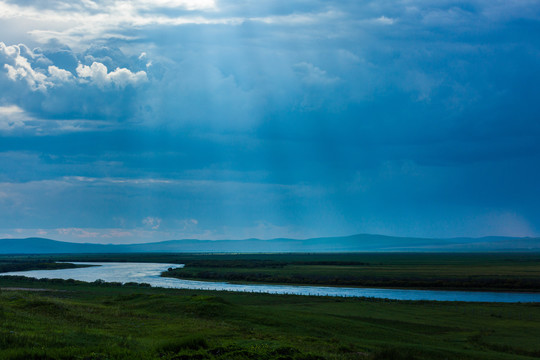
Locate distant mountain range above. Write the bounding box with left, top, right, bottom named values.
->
left=0, top=234, right=539, bottom=254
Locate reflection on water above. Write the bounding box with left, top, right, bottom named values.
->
left=2, top=262, right=540, bottom=303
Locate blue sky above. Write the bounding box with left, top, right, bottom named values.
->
left=1, top=0, right=539, bottom=243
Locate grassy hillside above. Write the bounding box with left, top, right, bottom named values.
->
left=1, top=276, right=540, bottom=360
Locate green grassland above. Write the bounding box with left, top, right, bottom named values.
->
left=1, top=275, right=540, bottom=360
left=0, top=259, right=93, bottom=274
left=2, top=252, right=540, bottom=291
left=158, top=253, right=540, bottom=291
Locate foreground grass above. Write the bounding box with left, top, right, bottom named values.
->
left=1, top=276, right=540, bottom=360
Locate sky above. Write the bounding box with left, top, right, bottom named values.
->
left=0, top=0, right=540, bottom=243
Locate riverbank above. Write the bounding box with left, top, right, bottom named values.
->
left=160, top=253, right=540, bottom=292
left=0, top=260, right=93, bottom=273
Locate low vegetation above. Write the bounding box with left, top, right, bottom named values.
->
left=0, top=260, right=90, bottom=274
left=1, top=253, right=540, bottom=359
left=1, top=275, right=540, bottom=360
left=160, top=253, right=540, bottom=292
left=3, top=253, right=540, bottom=291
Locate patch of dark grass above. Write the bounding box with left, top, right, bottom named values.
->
left=168, top=343, right=325, bottom=360
left=183, top=295, right=231, bottom=317
left=0, top=330, right=36, bottom=348
left=468, top=333, right=540, bottom=357
left=370, top=347, right=419, bottom=360
left=158, top=335, right=209, bottom=354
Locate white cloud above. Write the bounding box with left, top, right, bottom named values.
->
left=76, top=62, right=147, bottom=88
left=142, top=216, right=162, bottom=229
left=293, top=62, right=340, bottom=85
left=1, top=42, right=50, bottom=91
left=0, top=1, right=342, bottom=47
left=63, top=176, right=173, bottom=185
left=57, top=227, right=100, bottom=238
left=81, top=0, right=99, bottom=10
left=1, top=42, right=147, bottom=92
left=249, top=10, right=342, bottom=25
left=375, top=16, right=395, bottom=25
left=108, top=66, right=148, bottom=87
left=48, top=65, right=74, bottom=82
left=0, top=1, right=219, bottom=47
left=134, top=0, right=216, bottom=11
left=176, top=218, right=198, bottom=231
left=0, top=105, right=26, bottom=131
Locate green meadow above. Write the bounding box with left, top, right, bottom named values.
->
left=5, top=252, right=537, bottom=291
left=1, top=253, right=540, bottom=359
left=161, top=253, right=540, bottom=291
left=1, top=276, right=540, bottom=360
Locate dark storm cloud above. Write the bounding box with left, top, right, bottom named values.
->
left=0, top=0, right=539, bottom=240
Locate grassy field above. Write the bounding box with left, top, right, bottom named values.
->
left=157, top=253, right=540, bottom=291
left=1, top=275, right=540, bottom=360
left=0, top=259, right=93, bottom=274
left=2, top=252, right=540, bottom=291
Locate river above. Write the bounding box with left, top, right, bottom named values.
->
left=2, top=262, right=540, bottom=303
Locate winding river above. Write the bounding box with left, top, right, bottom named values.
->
left=2, top=262, right=540, bottom=303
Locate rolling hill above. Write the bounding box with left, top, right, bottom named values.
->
left=0, top=234, right=539, bottom=254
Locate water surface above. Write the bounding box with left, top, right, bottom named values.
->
left=3, top=262, right=540, bottom=303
